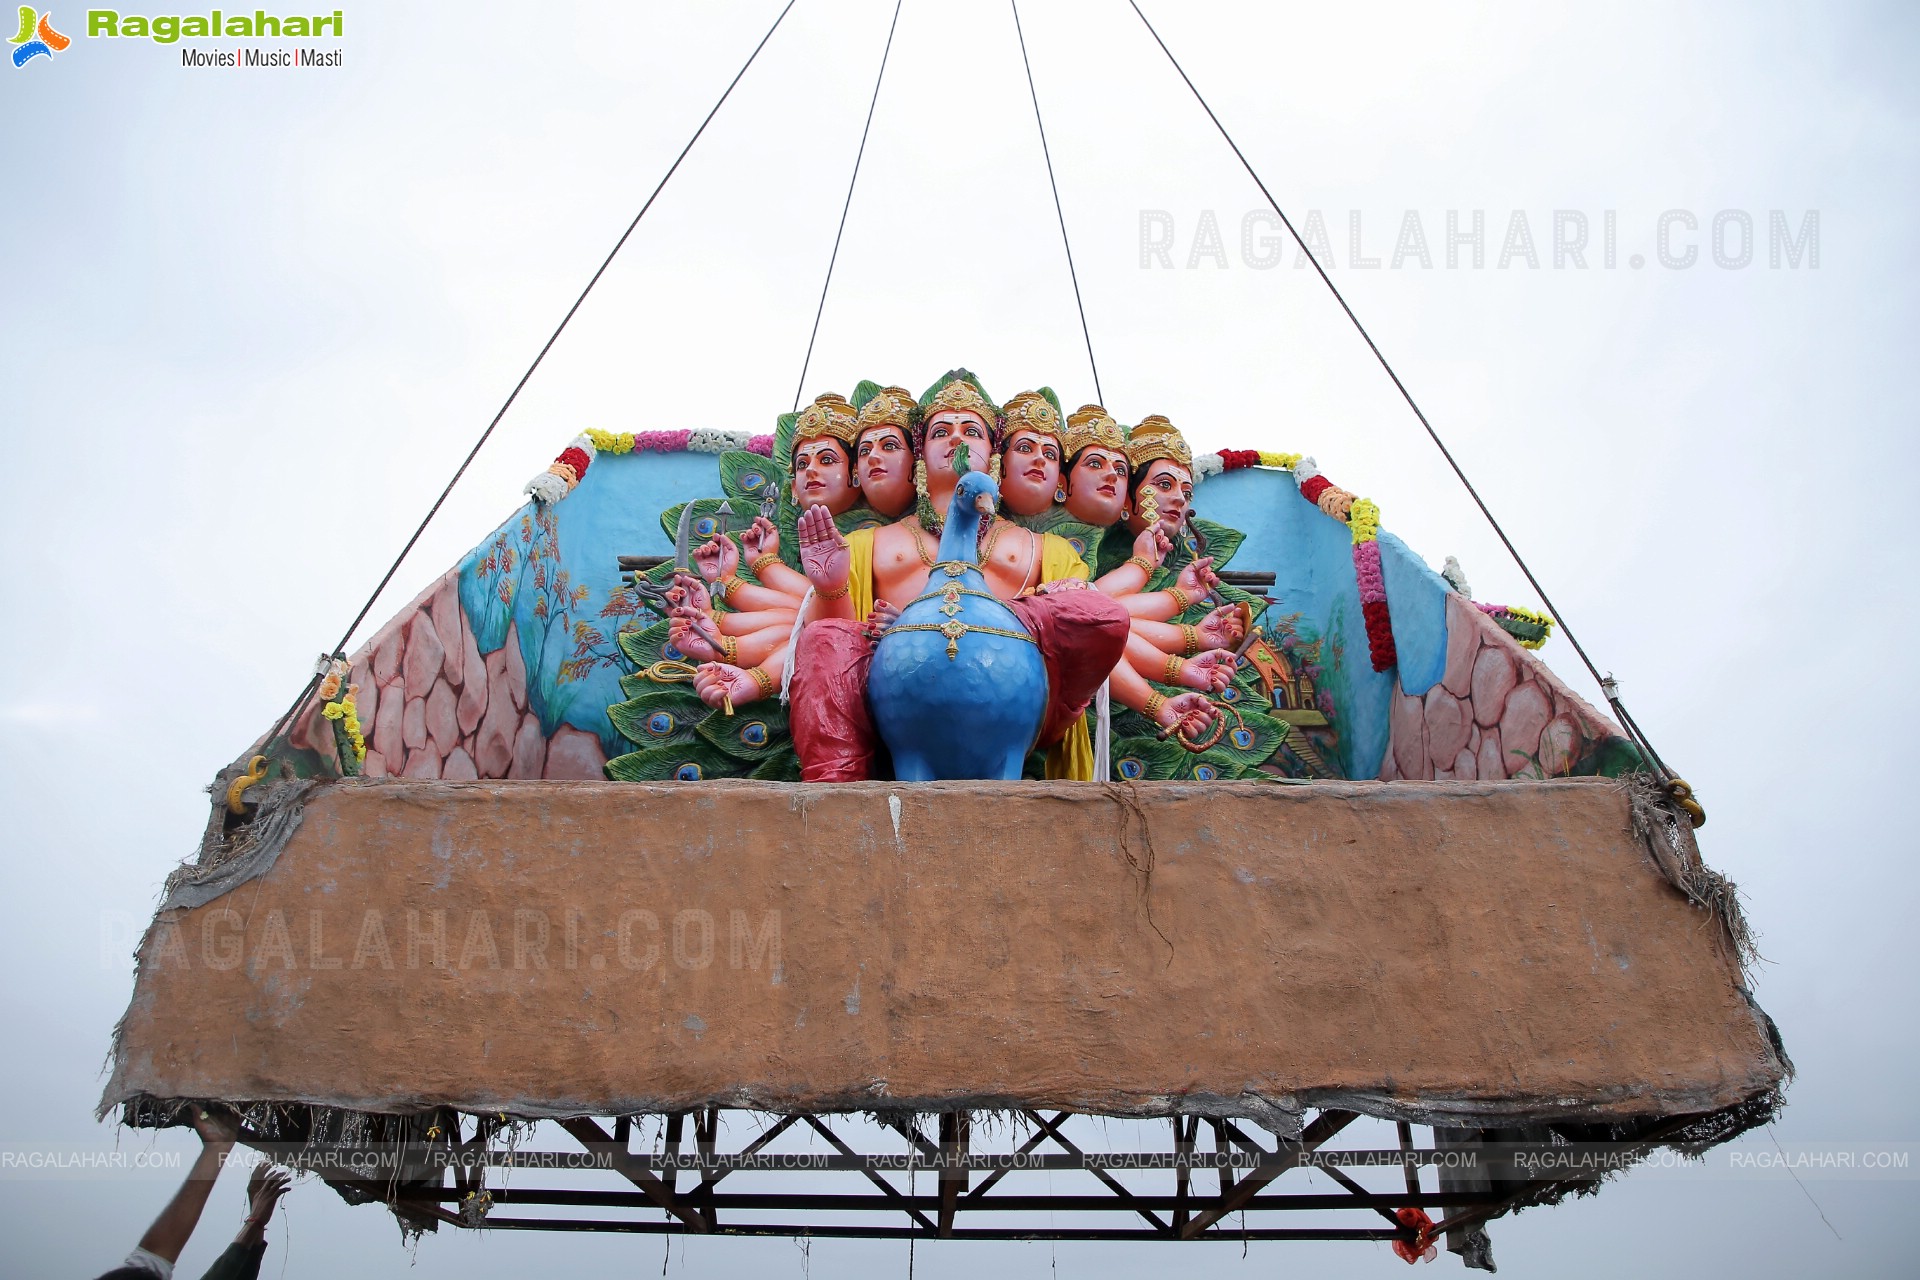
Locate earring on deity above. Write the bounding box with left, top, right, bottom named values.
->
left=1053, top=487, right=1067, bottom=504
left=988, top=455, right=1002, bottom=483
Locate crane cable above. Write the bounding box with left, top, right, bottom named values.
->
left=262, top=0, right=800, bottom=751
left=1125, top=0, right=1697, bottom=822
left=1011, top=0, right=1103, bottom=405
left=791, top=0, right=906, bottom=412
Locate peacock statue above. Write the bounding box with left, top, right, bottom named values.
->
left=868, top=464, right=1047, bottom=780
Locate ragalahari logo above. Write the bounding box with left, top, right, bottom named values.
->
left=10, top=7, right=70, bottom=66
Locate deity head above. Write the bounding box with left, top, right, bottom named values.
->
left=913, top=374, right=1001, bottom=489
left=1061, top=404, right=1130, bottom=526
left=997, top=391, right=1067, bottom=518
left=790, top=392, right=859, bottom=516
left=1125, top=415, right=1195, bottom=535
left=852, top=385, right=917, bottom=518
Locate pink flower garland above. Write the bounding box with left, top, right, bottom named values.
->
left=632, top=429, right=691, bottom=453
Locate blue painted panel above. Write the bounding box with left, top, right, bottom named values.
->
left=1378, top=532, right=1451, bottom=698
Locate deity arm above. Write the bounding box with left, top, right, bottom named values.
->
left=717, top=607, right=797, bottom=636
left=1122, top=631, right=1235, bottom=693
left=1093, top=526, right=1170, bottom=597
left=739, top=516, right=815, bottom=599
left=1127, top=604, right=1245, bottom=655
left=693, top=650, right=785, bottom=710
left=755, top=560, right=815, bottom=600
left=1108, top=661, right=1221, bottom=738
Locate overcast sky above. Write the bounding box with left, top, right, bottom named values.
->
left=3, top=1, right=1915, bottom=1275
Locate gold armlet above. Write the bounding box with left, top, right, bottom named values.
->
left=749, top=554, right=781, bottom=578
left=717, top=574, right=745, bottom=601
left=719, top=634, right=740, bottom=664
left=1143, top=691, right=1169, bottom=722
left=815, top=581, right=850, bottom=602
left=747, top=666, right=777, bottom=700
left=1179, top=624, right=1201, bottom=655
left=1126, top=555, right=1156, bottom=574
left=1162, top=654, right=1185, bottom=684
left=1167, top=587, right=1192, bottom=613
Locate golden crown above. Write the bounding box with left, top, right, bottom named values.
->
left=922, top=378, right=999, bottom=426
left=855, top=386, right=916, bottom=434
left=794, top=392, right=860, bottom=447
left=1125, top=415, right=1193, bottom=470
left=1064, top=404, right=1126, bottom=456
left=1000, top=390, right=1065, bottom=445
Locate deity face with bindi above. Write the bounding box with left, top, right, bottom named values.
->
left=995, top=390, right=1067, bottom=519
left=790, top=391, right=862, bottom=517
left=1127, top=459, right=1194, bottom=534
left=921, top=409, right=996, bottom=493
left=855, top=424, right=914, bottom=518
left=790, top=438, right=857, bottom=516
left=1064, top=446, right=1128, bottom=525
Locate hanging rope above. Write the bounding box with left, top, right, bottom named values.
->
left=791, top=0, right=906, bottom=412
left=1126, top=0, right=1691, bottom=809
left=1010, top=0, right=1102, bottom=404
left=262, top=0, right=799, bottom=749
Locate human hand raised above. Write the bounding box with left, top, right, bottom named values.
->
left=669, top=572, right=713, bottom=615
left=1131, top=525, right=1171, bottom=568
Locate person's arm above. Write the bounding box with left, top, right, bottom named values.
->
left=134, top=1109, right=237, bottom=1265
left=197, top=1165, right=291, bottom=1280
left=795, top=506, right=855, bottom=622
left=1092, top=527, right=1169, bottom=598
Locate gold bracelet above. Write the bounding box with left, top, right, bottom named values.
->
left=815, top=580, right=850, bottom=601
left=720, top=634, right=739, bottom=664
left=1143, top=691, right=1168, bottom=722
left=748, top=666, right=777, bottom=700
left=1179, top=623, right=1201, bottom=655
left=717, top=573, right=744, bottom=601
left=1163, top=653, right=1184, bottom=684
left=749, top=554, right=780, bottom=578
left=1126, top=555, right=1156, bottom=574
left=1167, top=586, right=1192, bottom=613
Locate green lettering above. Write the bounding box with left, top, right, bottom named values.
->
left=253, top=9, right=279, bottom=36
left=152, top=14, right=179, bottom=41
left=225, top=16, right=250, bottom=34
left=181, top=16, right=207, bottom=36
left=88, top=10, right=119, bottom=36
left=121, top=14, right=146, bottom=35
left=282, top=15, right=307, bottom=35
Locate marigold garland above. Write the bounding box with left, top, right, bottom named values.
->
left=321, top=694, right=367, bottom=764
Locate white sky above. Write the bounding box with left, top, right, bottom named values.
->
left=2, top=1, right=1915, bottom=1275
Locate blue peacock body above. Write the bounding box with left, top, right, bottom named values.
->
left=868, top=470, right=1048, bottom=780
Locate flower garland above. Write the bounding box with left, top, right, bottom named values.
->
left=526, top=429, right=775, bottom=505
left=321, top=693, right=367, bottom=764
left=1477, top=602, right=1555, bottom=649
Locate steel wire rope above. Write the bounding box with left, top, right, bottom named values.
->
left=792, top=0, right=906, bottom=412
left=1011, top=0, right=1103, bottom=404
left=263, top=0, right=800, bottom=748
left=1125, top=0, right=1680, bottom=790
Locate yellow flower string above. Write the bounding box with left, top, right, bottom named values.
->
left=1348, top=497, right=1381, bottom=544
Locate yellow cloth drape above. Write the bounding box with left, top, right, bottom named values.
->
left=1037, top=533, right=1097, bottom=781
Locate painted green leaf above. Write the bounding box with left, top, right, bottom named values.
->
left=1109, top=734, right=1187, bottom=781
left=1209, top=705, right=1289, bottom=767
left=659, top=498, right=747, bottom=546
left=616, top=618, right=697, bottom=670
left=1183, top=750, right=1252, bottom=782
left=748, top=751, right=803, bottom=782
left=719, top=450, right=781, bottom=507
left=836, top=508, right=887, bottom=535
left=1188, top=517, right=1245, bottom=572
left=772, top=411, right=799, bottom=473
left=604, top=740, right=746, bottom=783
left=695, top=701, right=793, bottom=762
left=607, top=687, right=708, bottom=747
left=851, top=380, right=883, bottom=411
